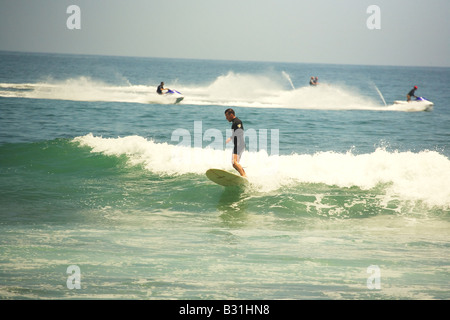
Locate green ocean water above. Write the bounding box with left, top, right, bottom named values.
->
left=0, top=52, right=449, bottom=299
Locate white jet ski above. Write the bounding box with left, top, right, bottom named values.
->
left=394, top=97, right=434, bottom=111
left=163, top=89, right=184, bottom=104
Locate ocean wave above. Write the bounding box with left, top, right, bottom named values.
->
left=73, top=133, right=450, bottom=209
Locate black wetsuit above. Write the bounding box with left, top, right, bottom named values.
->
left=231, top=117, right=245, bottom=157
left=157, top=84, right=164, bottom=94
left=408, top=88, right=417, bottom=97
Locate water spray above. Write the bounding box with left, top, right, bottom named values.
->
left=371, top=82, right=387, bottom=106
left=282, top=71, right=295, bottom=90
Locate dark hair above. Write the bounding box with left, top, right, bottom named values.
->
left=224, top=108, right=235, bottom=115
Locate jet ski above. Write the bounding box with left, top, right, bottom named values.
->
left=394, top=97, right=434, bottom=111
left=163, top=89, right=184, bottom=104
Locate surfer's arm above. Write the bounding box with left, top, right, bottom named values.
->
left=226, top=129, right=234, bottom=144
left=226, top=130, right=236, bottom=144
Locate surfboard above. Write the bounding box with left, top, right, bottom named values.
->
left=206, top=169, right=248, bottom=187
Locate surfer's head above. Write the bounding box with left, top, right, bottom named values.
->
left=414, top=86, right=418, bottom=89
left=224, top=108, right=235, bottom=116
left=225, top=108, right=235, bottom=122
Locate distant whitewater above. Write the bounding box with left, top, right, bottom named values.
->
left=0, top=71, right=426, bottom=111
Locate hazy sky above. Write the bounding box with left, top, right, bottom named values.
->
left=1, top=0, right=449, bottom=67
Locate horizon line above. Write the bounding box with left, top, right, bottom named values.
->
left=1, top=49, right=449, bottom=69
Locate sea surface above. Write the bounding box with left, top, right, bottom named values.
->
left=0, top=51, right=449, bottom=299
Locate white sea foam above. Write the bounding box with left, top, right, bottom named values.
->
left=0, top=77, right=172, bottom=104
left=0, top=72, right=426, bottom=111
left=181, top=71, right=381, bottom=110
left=74, top=133, right=450, bottom=208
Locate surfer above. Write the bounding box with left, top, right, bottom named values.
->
left=225, top=108, right=247, bottom=177
left=156, top=82, right=168, bottom=95
left=407, top=86, right=418, bottom=102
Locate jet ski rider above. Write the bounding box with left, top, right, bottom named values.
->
left=407, top=86, right=418, bottom=102
left=157, top=82, right=168, bottom=95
